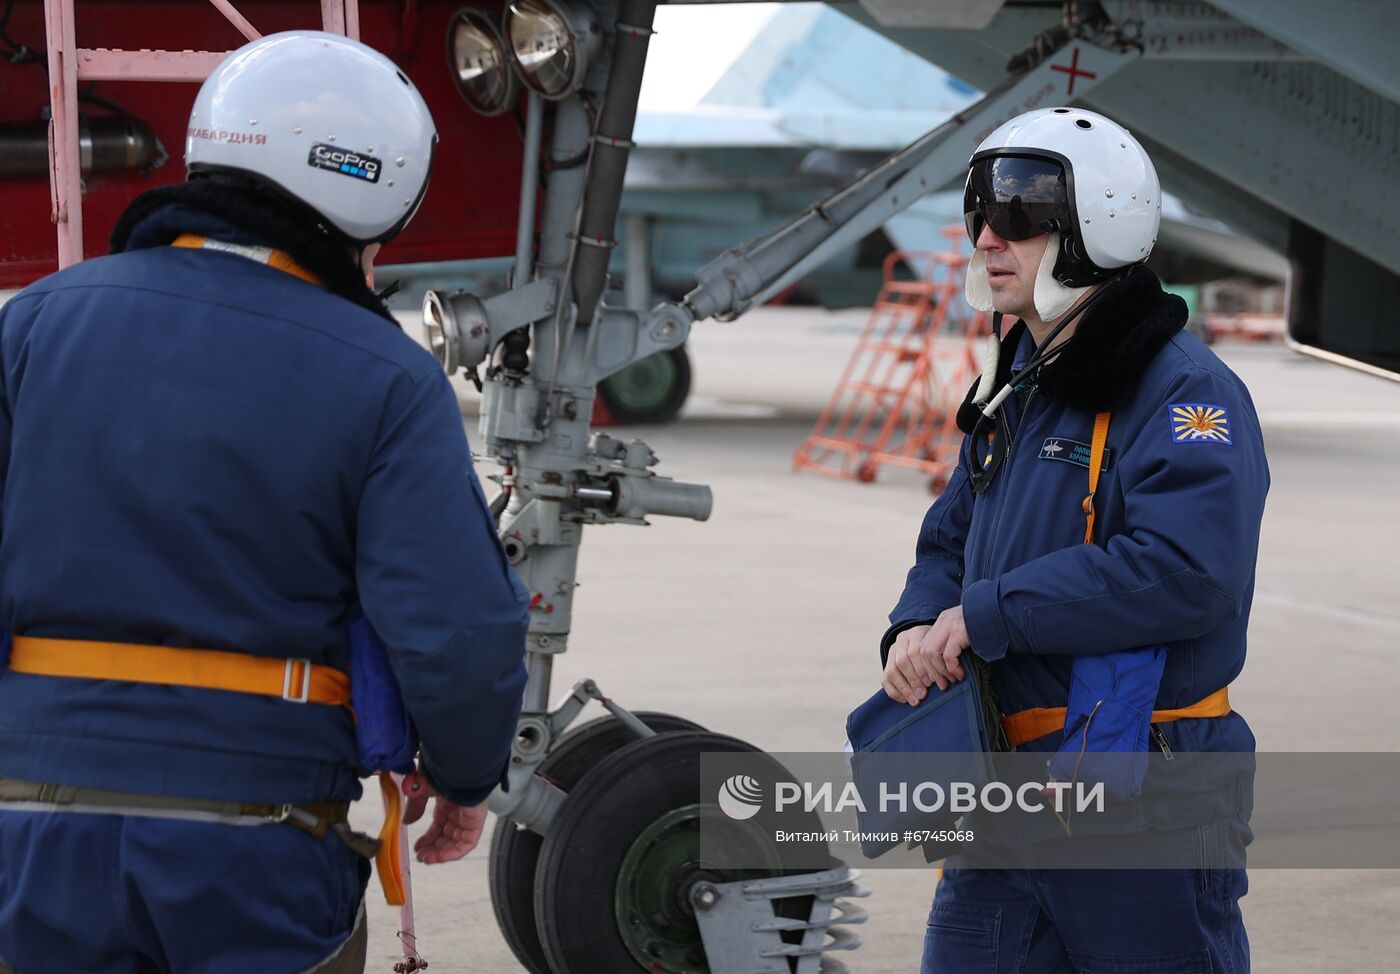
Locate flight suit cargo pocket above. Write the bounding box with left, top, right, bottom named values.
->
left=922, top=901, right=999, bottom=974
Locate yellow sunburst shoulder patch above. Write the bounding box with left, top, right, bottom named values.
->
left=1169, top=403, right=1232, bottom=445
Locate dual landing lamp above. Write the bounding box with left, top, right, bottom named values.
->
left=448, top=0, right=601, bottom=114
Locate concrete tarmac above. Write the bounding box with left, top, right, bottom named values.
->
left=357, top=308, right=1400, bottom=973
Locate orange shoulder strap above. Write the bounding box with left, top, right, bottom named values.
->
left=1082, top=411, right=1112, bottom=544
left=171, top=233, right=322, bottom=287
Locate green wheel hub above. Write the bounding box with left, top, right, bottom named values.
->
left=602, top=350, right=679, bottom=414
left=613, top=804, right=783, bottom=974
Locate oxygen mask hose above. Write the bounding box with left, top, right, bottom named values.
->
left=967, top=278, right=1121, bottom=496
left=978, top=275, right=1123, bottom=421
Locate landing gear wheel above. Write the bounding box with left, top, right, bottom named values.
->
left=489, top=712, right=705, bottom=974
left=597, top=345, right=691, bottom=425
left=534, top=731, right=833, bottom=974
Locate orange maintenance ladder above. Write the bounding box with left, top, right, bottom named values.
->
left=793, top=233, right=989, bottom=489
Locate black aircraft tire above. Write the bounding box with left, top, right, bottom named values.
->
left=533, top=731, right=834, bottom=974
left=597, top=345, right=691, bottom=425
left=489, top=712, right=705, bottom=974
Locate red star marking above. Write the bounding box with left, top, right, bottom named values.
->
left=1051, top=47, right=1098, bottom=97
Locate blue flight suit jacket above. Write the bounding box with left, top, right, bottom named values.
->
left=885, top=326, right=1269, bottom=766
left=0, top=207, right=529, bottom=806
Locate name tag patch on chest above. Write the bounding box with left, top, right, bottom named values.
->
left=1039, top=437, right=1112, bottom=471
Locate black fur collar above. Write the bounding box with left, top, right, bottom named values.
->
left=111, top=177, right=397, bottom=324
left=956, top=265, right=1185, bottom=431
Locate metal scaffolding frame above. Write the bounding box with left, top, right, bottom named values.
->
left=42, top=0, right=361, bottom=267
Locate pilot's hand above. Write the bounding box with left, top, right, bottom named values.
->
left=401, top=772, right=490, bottom=864
left=883, top=624, right=933, bottom=706
left=916, top=606, right=970, bottom=691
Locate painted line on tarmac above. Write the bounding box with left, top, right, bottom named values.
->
left=1254, top=591, right=1400, bottom=634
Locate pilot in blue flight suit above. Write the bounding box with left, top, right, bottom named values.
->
left=0, top=32, right=528, bottom=973
left=882, top=109, right=1269, bottom=973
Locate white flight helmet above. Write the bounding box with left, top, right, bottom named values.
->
left=963, top=107, right=1160, bottom=321
left=186, top=30, right=437, bottom=245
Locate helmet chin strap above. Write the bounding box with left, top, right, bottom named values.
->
left=964, top=232, right=1092, bottom=320
left=975, top=277, right=1120, bottom=419
left=1033, top=233, right=1092, bottom=321
left=964, top=232, right=1113, bottom=417
left=965, top=249, right=995, bottom=312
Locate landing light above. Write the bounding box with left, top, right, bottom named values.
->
left=423, top=289, right=490, bottom=376
left=448, top=8, right=518, bottom=116
left=505, top=0, right=600, bottom=100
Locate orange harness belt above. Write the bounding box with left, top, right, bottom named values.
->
left=997, top=411, right=1232, bottom=748
left=1002, top=686, right=1232, bottom=748
left=8, top=635, right=407, bottom=905
left=9, top=636, right=351, bottom=705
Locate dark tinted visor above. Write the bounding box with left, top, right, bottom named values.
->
left=964, top=155, right=1068, bottom=243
